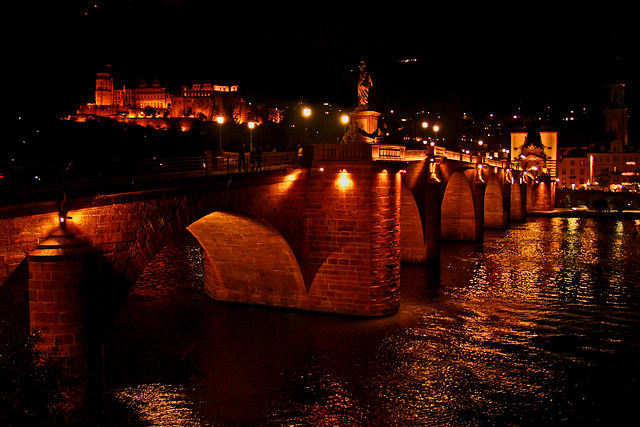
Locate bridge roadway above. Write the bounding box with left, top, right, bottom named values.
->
left=1, top=143, right=550, bottom=376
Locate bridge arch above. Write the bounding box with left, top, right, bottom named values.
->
left=187, top=211, right=307, bottom=309
left=441, top=171, right=477, bottom=240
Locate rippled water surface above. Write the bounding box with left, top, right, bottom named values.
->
left=105, top=217, right=640, bottom=426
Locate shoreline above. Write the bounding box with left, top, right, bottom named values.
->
left=528, top=209, right=640, bottom=220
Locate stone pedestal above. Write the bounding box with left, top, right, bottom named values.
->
left=345, top=110, right=381, bottom=144
left=28, top=228, right=103, bottom=414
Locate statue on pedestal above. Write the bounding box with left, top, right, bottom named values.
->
left=342, top=61, right=381, bottom=144
left=357, top=61, right=372, bottom=110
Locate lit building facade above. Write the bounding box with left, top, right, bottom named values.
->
left=589, top=142, right=640, bottom=191
left=510, top=130, right=558, bottom=180
left=75, top=71, right=282, bottom=126
left=558, top=151, right=590, bottom=188
left=587, top=83, right=639, bottom=191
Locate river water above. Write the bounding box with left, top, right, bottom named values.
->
left=104, top=217, right=640, bottom=426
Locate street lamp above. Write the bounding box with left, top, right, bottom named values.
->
left=421, top=122, right=429, bottom=145
left=433, top=125, right=440, bottom=143
left=248, top=121, right=255, bottom=151
left=216, top=116, right=224, bottom=150
left=341, top=114, right=350, bottom=137
left=302, top=107, right=312, bottom=143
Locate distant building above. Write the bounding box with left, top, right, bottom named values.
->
left=554, top=83, right=639, bottom=191
left=604, top=83, right=629, bottom=146
left=587, top=83, right=639, bottom=191
left=72, top=70, right=282, bottom=128
left=510, top=128, right=558, bottom=181
left=589, top=141, right=640, bottom=191
left=557, top=149, right=590, bottom=188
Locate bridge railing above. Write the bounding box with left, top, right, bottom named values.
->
left=314, top=143, right=405, bottom=162
left=406, top=146, right=513, bottom=168
left=0, top=152, right=298, bottom=206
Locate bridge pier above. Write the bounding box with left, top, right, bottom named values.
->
left=527, top=177, right=556, bottom=211
left=423, top=182, right=442, bottom=262
left=511, top=181, right=526, bottom=221
left=27, top=227, right=104, bottom=415
left=304, top=160, right=403, bottom=316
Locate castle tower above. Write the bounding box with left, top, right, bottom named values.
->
left=95, top=72, right=113, bottom=106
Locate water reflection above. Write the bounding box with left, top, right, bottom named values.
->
left=105, top=218, right=640, bottom=426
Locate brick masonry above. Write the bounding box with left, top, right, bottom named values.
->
left=484, top=175, right=509, bottom=229
left=303, top=163, right=402, bottom=316
left=441, top=171, right=479, bottom=241
left=188, top=163, right=403, bottom=317
left=27, top=230, right=102, bottom=358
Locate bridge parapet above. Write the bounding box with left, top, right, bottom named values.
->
left=314, top=143, right=405, bottom=162
left=406, top=146, right=478, bottom=163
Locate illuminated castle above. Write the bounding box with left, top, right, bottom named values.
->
left=74, top=70, right=282, bottom=126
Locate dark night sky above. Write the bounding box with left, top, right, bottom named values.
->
left=10, top=1, right=640, bottom=118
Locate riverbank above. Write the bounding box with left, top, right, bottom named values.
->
left=528, top=208, right=640, bottom=219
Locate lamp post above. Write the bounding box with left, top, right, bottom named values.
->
left=433, top=124, right=440, bottom=144
left=421, top=121, right=429, bottom=145
left=341, top=114, right=350, bottom=137
left=302, top=107, right=311, bottom=143
left=216, top=116, right=224, bottom=151
left=248, top=121, right=255, bottom=151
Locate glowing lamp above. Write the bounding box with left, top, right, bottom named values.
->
left=337, top=170, right=352, bottom=189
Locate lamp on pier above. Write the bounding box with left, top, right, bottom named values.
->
left=216, top=116, right=224, bottom=150
left=248, top=121, right=255, bottom=151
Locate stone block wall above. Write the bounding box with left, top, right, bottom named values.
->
left=304, top=163, right=401, bottom=316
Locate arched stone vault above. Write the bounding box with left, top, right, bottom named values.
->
left=188, top=211, right=307, bottom=309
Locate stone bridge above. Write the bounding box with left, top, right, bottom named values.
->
left=1, top=143, right=552, bottom=360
